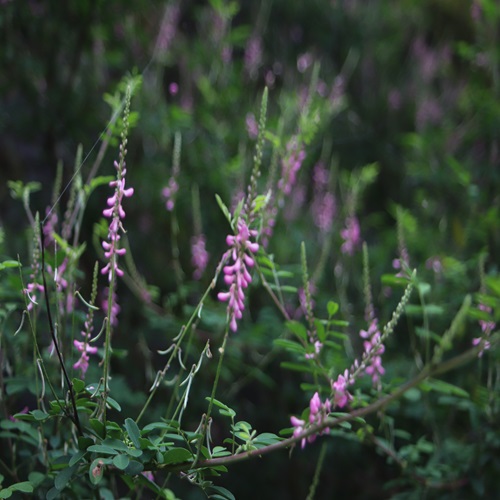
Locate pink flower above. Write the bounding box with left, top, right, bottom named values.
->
left=291, top=392, right=331, bottom=449
left=340, top=216, right=361, bottom=255
left=360, top=320, right=385, bottom=386
left=101, top=158, right=134, bottom=283
left=217, top=219, right=259, bottom=332
left=332, top=370, right=353, bottom=408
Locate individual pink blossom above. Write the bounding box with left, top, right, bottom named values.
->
left=340, top=216, right=361, bottom=255
left=332, top=370, right=353, bottom=408
left=217, top=219, right=259, bottom=332
left=290, top=416, right=307, bottom=449
left=278, top=137, right=306, bottom=198
left=191, top=234, right=209, bottom=280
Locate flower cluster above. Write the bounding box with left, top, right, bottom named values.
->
left=360, top=319, right=385, bottom=387
left=340, top=216, right=361, bottom=255
left=101, top=122, right=133, bottom=328
left=101, top=156, right=134, bottom=283
left=217, top=219, right=259, bottom=332
left=290, top=392, right=331, bottom=449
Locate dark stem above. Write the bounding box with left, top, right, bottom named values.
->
left=40, top=222, right=83, bottom=436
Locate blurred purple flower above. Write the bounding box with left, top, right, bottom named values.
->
left=245, top=112, right=258, bottom=140
left=340, top=216, right=361, bottom=255
left=278, top=137, right=306, bottom=198
left=244, top=35, right=263, bottom=79
left=191, top=233, right=209, bottom=280
left=162, top=177, right=179, bottom=211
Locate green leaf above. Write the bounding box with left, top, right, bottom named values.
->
left=69, top=450, right=87, bottom=467
left=327, top=301, right=339, bottom=317
left=280, top=361, right=316, bottom=374
left=215, top=194, right=232, bottom=226
left=419, top=379, right=469, bottom=398
left=405, top=304, right=444, bottom=317
left=381, top=274, right=409, bottom=287
left=208, top=485, right=236, bottom=500
left=112, top=454, right=130, bottom=470
left=314, top=319, right=326, bottom=342
left=273, top=338, right=305, bottom=354
left=10, top=481, right=33, bottom=493
left=72, top=378, right=86, bottom=393
left=31, top=409, right=49, bottom=421
left=163, top=448, right=193, bottom=465
left=285, top=321, right=307, bottom=341
left=89, top=459, right=106, bottom=485
left=206, top=398, right=237, bottom=419
left=28, top=472, right=45, bottom=488
left=84, top=175, right=114, bottom=197
left=0, top=260, right=19, bottom=271
left=142, top=422, right=175, bottom=434
left=89, top=418, right=105, bottom=439
left=54, top=464, right=77, bottom=491
left=106, top=396, right=122, bottom=412
left=254, top=433, right=282, bottom=447
left=87, top=444, right=119, bottom=455
left=124, top=418, right=141, bottom=449
left=124, top=460, right=144, bottom=475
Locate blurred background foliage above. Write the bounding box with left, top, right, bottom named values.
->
left=1, top=0, right=499, bottom=498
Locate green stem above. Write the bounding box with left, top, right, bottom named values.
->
left=193, top=328, right=229, bottom=467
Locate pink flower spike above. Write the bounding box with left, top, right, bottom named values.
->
left=217, top=219, right=259, bottom=333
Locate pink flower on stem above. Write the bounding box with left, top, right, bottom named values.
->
left=290, top=392, right=331, bottom=449
left=360, top=319, right=385, bottom=386
left=101, top=161, right=133, bottom=283
left=340, top=216, right=361, bottom=255
left=332, top=370, right=353, bottom=408
left=217, top=219, right=259, bottom=332
left=473, top=303, right=495, bottom=357
left=101, top=136, right=133, bottom=327
left=73, top=340, right=98, bottom=376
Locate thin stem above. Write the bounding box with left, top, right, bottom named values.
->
left=158, top=336, right=496, bottom=473
left=193, top=328, right=229, bottom=467
left=40, top=223, right=82, bottom=436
